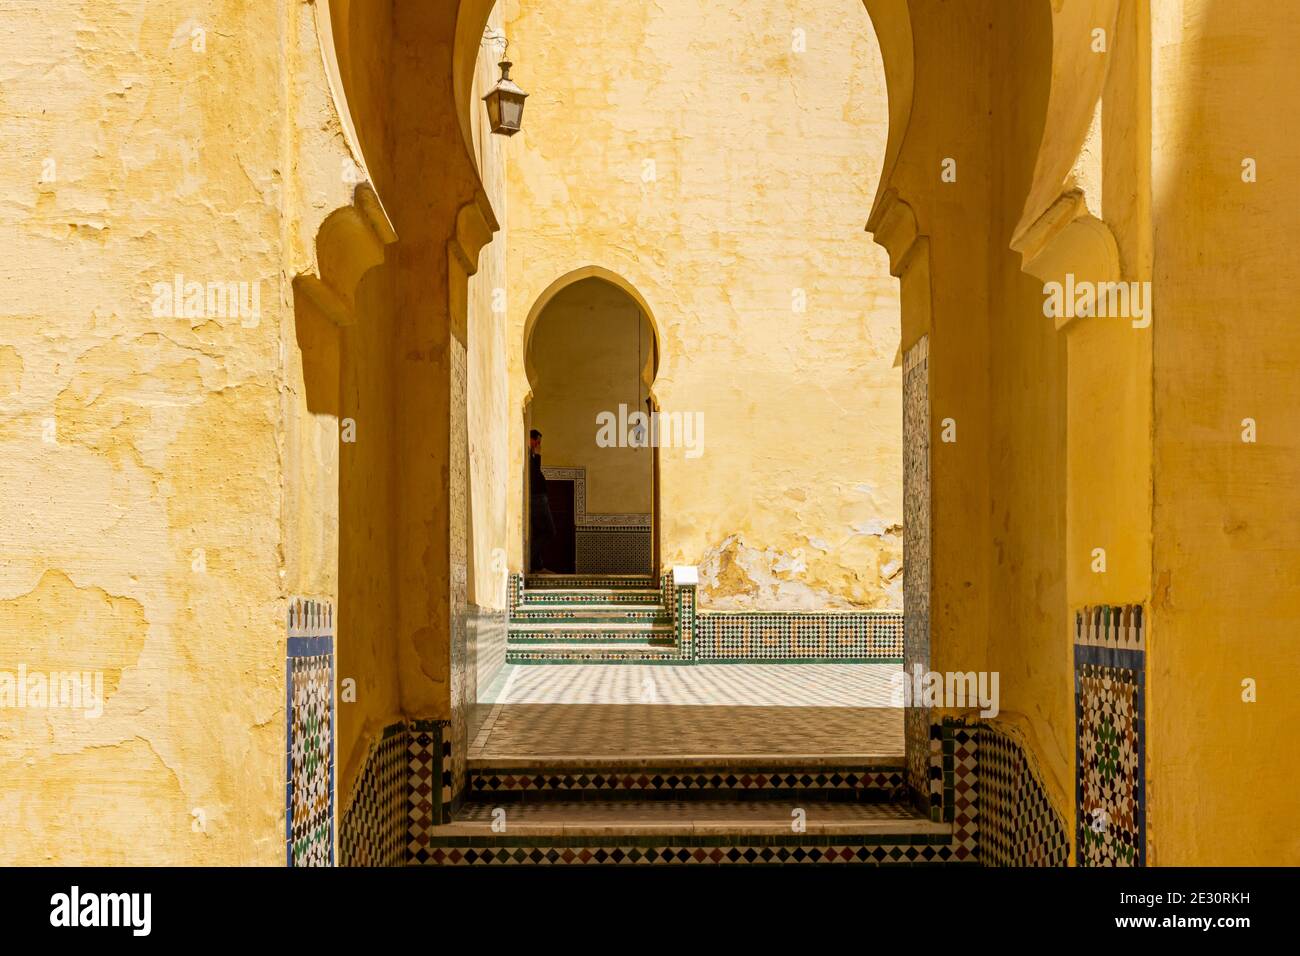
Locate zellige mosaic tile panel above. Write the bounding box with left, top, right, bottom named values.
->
left=1075, top=604, right=1147, bottom=867
left=286, top=597, right=334, bottom=868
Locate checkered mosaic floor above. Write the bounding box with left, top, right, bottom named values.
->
left=481, top=661, right=902, bottom=707
left=470, top=662, right=904, bottom=760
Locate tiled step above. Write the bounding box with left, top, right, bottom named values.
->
left=445, top=800, right=938, bottom=835
left=511, top=605, right=670, bottom=624
left=508, top=622, right=674, bottom=642
left=468, top=757, right=907, bottom=802
left=506, top=643, right=684, bottom=664
left=418, top=800, right=956, bottom=866
left=519, top=588, right=663, bottom=606
left=508, top=634, right=674, bottom=646
left=524, top=575, right=656, bottom=590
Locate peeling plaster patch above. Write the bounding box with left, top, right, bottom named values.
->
left=0, top=569, right=147, bottom=704
left=700, top=533, right=851, bottom=611
left=169, top=20, right=204, bottom=50
left=852, top=517, right=888, bottom=537
left=0, top=346, right=23, bottom=397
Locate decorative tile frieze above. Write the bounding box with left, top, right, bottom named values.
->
left=510, top=608, right=670, bottom=623
left=976, top=720, right=1069, bottom=867
left=540, top=465, right=651, bottom=528
left=516, top=588, right=662, bottom=606
left=338, top=722, right=406, bottom=867
left=407, top=718, right=455, bottom=864
left=522, top=575, right=656, bottom=590
left=1075, top=604, right=1147, bottom=867
left=903, top=335, right=931, bottom=806
left=576, top=526, right=652, bottom=574
left=286, top=597, right=334, bottom=868
left=693, top=612, right=902, bottom=662
left=669, top=567, right=695, bottom=659
left=469, top=607, right=509, bottom=693
left=506, top=646, right=683, bottom=664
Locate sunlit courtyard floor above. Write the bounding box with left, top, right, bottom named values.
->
left=470, top=662, right=904, bottom=764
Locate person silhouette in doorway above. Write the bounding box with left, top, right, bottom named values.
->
left=529, top=429, right=557, bottom=574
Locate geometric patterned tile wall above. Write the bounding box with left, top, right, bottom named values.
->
left=902, top=337, right=932, bottom=804
left=423, top=837, right=965, bottom=866
left=336, top=715, right=458, bottom=867
left=693, top=612, right=903, bottom=662
left=470, top=607, right=508, bottom=703
left=541, top=465, right=652, bottom=575
left=407, top=718, right=453, bottom=865
left=926, top=721, right=979, bottom=862
left=1074, top=604, right=1147, bottom=867
left=338, top=722, right=407, bottom=867
left=576, top=526, right=652, bottom=574
left=338, top=713, right=1077, bottom=867
left=670, top=571, right=695, bottom=659
left=286, top=597, right=334, bottom=868
left=975, top=720, right=1070, bottom=867
left=917, top=717, right=1069, bottom=866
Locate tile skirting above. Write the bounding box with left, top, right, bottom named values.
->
left=1075, top=604, right=1147, bottom=867
left=913, top=716, right=1071, bottom=867
left=338, top=721, right=406, bottom=867
left=693, top=611, right=903, bottom=662
left=338, top=714, right=464, bottom=866
left=967, top=719, right=1070, bottom=867
left=286, top=597, right=334, bottom=868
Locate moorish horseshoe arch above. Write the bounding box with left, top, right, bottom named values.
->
left=317, top=0, right=1108, bottom=851
left=521, top=268, right=663, bottom=578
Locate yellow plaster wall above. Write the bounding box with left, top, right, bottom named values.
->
left=877, top=0, right=1076, bottom=831
left=0, top=0, right=292, bottom=864
left=306, top=0, right=409, bottom=826
left=1148, top=0, right=1300, bottom=865
left=528, top=278, right=655, bottom=517
left=502, top=0, right=902, bottom=609
left=984, top=0, right=1075, bottom=822
left=880, top=0, right=996, bottom=713
left=467, top=4, right=512, bottom=611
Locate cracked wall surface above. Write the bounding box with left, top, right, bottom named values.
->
left=0, top=0, right=306, bottom=865
left=502, top=0, right=902, bottom=609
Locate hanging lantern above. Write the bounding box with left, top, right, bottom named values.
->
left=483, top=58, right=528, bottom=136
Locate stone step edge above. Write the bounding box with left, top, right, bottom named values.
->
left=507, top=637, right=677, bottom=645
left=506, top=621, right=670, bottom=629
left=509, top=620, right=673, bottom=628
left=512, top=607, right=669, bottom=615
left=468, top=754, right=905, bottom=771
left=517, top=587, right=660, bottom=595
left=520, top=580, right=655, bottom=587
left=434, top=821, right=950, bottom=838
left=506, top=647, right=682, bottom=655
left=504, top=653, right=687, bottom=664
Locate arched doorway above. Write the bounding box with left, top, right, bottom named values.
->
left=522, top=272, right=660, bottom=578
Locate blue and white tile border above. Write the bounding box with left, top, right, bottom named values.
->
left=286, top=597, right=335, bottom=867
left=1074, top=604, right=1147, bottom=867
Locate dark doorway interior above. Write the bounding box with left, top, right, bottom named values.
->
left=543, top=479, right=576, bottom=574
